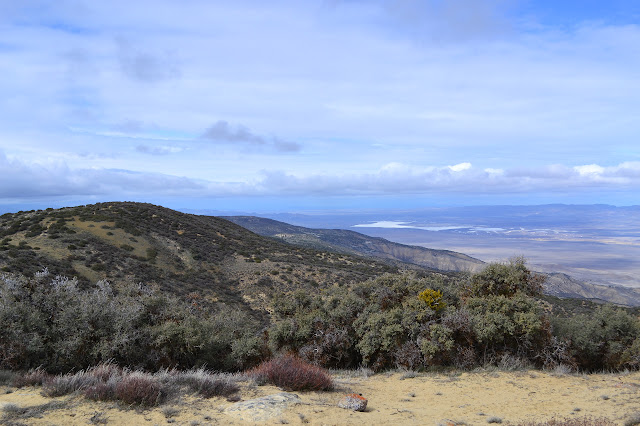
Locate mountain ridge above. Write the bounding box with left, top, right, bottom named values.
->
left=223, top=215, right=485, bottom=273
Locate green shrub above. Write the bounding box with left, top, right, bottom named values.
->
left=466, top=257, right=544, bottom=298
left=553, top=305, right=640, bottom=371
left=0, top=271, right=262, bottom=373
left=466, top=293, right=550, bottom=362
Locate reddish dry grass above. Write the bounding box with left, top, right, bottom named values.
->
left=196, top=377, right=240, bottom=398
left=249, top=354, right=333, bottom=391
left=87, top=362, right=123, bottom=381
left=84, top=382, right=117, bottom=401
left=114, top=375, right=163, bottom=406
left=12, top=368, right=52, bottom=388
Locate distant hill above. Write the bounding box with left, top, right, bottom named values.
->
left=224, top=215, right=640, bottom=307
left=223, top=216, right=485, bottom=273
left=544, top=272, right=640, bottom=306
left=0, top=202, right=398, bottom=318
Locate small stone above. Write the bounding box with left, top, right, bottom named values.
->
left=338, top=393, right=367, bottom=412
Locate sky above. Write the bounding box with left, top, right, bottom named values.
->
left=1, top=0, right=639, bottom=213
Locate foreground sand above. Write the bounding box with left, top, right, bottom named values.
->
left=2, top=370, right=640, bottom=425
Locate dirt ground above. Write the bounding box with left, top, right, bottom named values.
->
left=2, top=370, right=640, bottom=425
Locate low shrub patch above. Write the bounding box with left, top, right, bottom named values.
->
left=114, top=374, right=163, bottom=406
left=196, top=376, right=240, bottom=398
left=12, top=368, right=52, bottom=388
left=84, top=382, right=117, bottom=401
left=42, top=371, right=99, bottom=397
left=249, top=354, right=333, bottom=391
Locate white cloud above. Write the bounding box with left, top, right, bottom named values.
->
left=484, top=168, right=504, bottom=175
left=449, top=162, right=472, bottom=172
left=574, top=164, right=605, bottom=176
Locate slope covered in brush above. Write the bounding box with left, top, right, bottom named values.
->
left=0, top=202, right=396, bottom=315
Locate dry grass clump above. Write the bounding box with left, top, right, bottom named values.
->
left=84, top=381, right=118, bottom=402
left=1, top=400, right=68, bottom=422
left=43, top=371, right=99, bottom=397
left=12, top=367, right=52, bottom=388
left=0, top=370, right=17, bottom=385
left=518, top=416, right=616, bottom=426
left=250, top=354, right=334, bottom=391
left=625, top=413, right=640, bottom=426
left=166, top=367, right=242, bottom=398
left=114, top=373, right=163, bottom=406
left=10, top=362, right=241, bottom=407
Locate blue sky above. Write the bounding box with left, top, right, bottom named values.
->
left=0, top=0, right=639, bottom=212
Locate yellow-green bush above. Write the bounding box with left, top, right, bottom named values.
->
left=418, top=288, right=446, bottom=313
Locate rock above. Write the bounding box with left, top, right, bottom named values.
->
left=224, top=392, right=302, bottom=422
left=338, top=393, right=367, bottom=412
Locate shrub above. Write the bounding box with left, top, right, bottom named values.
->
left=42, top=371, right=99, bottom=397
left=552, top=305, right=640, bottom=371
left=84, top=382, right=117, bottom=401
left=171, top=368, right=241, bottom=398
left=195, top=376, right=240, bottom=398
left=249, top=354, right=333, bottom=391
left=418, top=288, right=446, bottom=313
left=466, top=257, right=544, bottom=298
left=114, top=374, right=163, bottom=406
left=12, top=368, right=52, bottom=388
left=0, top=370, right=16, bottom=385
left=87, top=362, right=123, bottom=382
left=466, top=293, right=550, bottom=363
left=0, top=272, right=262, bottom=373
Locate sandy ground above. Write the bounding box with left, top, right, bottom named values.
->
left=2, top=370, right=640, bottom=425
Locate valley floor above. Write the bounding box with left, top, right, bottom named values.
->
left=3, top=370, right=640, bottom=425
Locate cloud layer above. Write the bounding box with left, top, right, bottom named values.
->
left=0, top=1, right=639, bottom=209
left=3, top=148, right=638, bottom=203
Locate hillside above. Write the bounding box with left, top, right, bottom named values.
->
left=544, top=272, right=640, bottom=306
left=223, top=216, right=485, bottom=273
left=0, top=202, right=398, bottom=317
